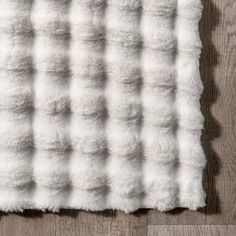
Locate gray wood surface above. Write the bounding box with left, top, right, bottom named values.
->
left=0, top=0, right=235, bottom=235
left=148, top=225, right=236, bottom=236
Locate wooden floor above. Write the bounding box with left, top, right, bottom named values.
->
left=0, top=0, right=235, bottom=235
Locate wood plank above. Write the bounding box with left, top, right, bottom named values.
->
left=0, top=211, right=56, bottom=236
left=0, top=212, right=36, bottom=236
left=54, top=209, right=147, bottom=236
left=148, top=225, right=236, bottom=236
left=0, top=209, right=147, bottom=236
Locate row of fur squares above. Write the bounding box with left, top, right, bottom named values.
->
left=0, top=155, right=205, bottom=213
left=0, top=0, right=201, bottom=37
left=0, top=49, right=202, bottom=107
left=0, top=109, right=204, bottom=164
left=0, top=90, right=203, bottom=126
left=0, top=60, right=202, bottom=96
left=0, top=48, right=202, bottom=99
left=0, top=0, right=202, bottom=11
left=0, top=182, right=205, bottom=213
left=0, top=112, right=203, bottom=152
left=0, top=150, right=205, bottom=212
left=0, top=137, right=205, bottom=187
left=0, top=43, right=201, bottom=75
left=0, top=81, right=202, bottom=118
left=0, top=154, right=204, bottom=188
left=0, top=21, right=200, bottom=51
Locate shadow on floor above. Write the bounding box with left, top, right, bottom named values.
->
left=199, top=0, right=222, bottom=215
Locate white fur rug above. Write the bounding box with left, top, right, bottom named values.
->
left=0, top=0, right=206, bottom=213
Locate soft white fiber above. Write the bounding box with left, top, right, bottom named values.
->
left=0, top=0, right=206, bottom=213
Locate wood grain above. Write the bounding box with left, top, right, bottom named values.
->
left=0, top=0, right=235, bottom=235
left=148, top=225, right=236, bottom=236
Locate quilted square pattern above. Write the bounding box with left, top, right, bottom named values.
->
left=0, top=0, right=206, bottom=213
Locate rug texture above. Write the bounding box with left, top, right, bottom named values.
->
left=0, top=0, right=206, bottom=213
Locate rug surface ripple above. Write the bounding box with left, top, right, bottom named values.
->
left=0, top=0, right=206, bottom=213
